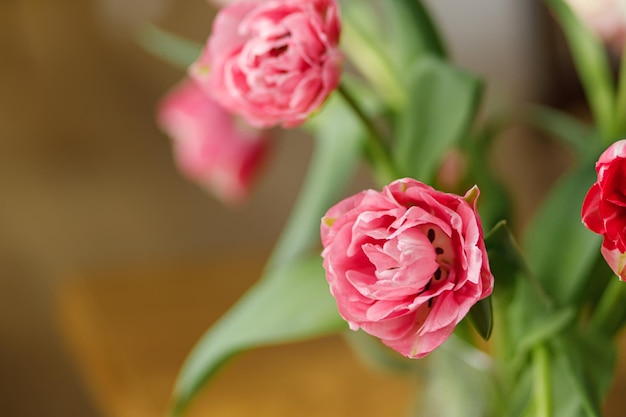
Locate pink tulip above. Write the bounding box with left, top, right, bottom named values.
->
left=190, top=0, right=343, bottom=128
left=157, top=79, right=269, bottom=204
left=321, top=178, right=494, bottom=358
left=566, top=0, right=626, bottom=50
left=582, top=139, right=626, bottom=280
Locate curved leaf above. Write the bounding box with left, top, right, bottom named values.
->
left=169, top=257, right=346, bottom=417
left=169, top=90, right=365, bottom=417
left=265, top=92, right=365, bottom=272
left=385, top=0, right=447, bottom=67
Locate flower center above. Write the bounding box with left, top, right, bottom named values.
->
left=415, top=225, right=455, bottom=308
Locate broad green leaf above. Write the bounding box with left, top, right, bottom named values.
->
left=544, top=0, right=616, bottom=143
left=169, top=257, right=346, bottom=417
left=550, top=332, right=616, bottom=417
left=393, top=56, right=483, bottom=182
left=503, top=277, right=553, bottom=362
left=526, top=104, right=598, bottom=157
left=265, top=91, right=365, bottom=272
left=523, top=165, right=602, bottom=306
left=135, top=23, right=202, bottom=68
left=385, top=0, right=447, bottom=71
left=169, top=89, right=365, bottom=416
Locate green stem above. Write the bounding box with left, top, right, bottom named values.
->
left=134, top=23, right=202, bottom=69
left=614, top=43, right=626, bottom=137
left=337, top=83, right=398, bottom=185
left=533, top=344, right=552, bottom=417
left=589, top=276, right=626, bottom=336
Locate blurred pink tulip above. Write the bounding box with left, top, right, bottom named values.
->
left=157, top=79, right=270, bottom=204
left=191, top=0, right=343, bottom=128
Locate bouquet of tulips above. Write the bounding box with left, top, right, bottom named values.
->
left=144, top=0, right=626, bottom=416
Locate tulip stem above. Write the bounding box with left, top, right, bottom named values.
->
left=533, top=344, right=552, bottom=417
left=589, top=276, right=626, bottom=336
left=337, top=83, right=398, bottom=185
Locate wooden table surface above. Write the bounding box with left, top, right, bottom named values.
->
left=56, top=252, right=415, bottom=417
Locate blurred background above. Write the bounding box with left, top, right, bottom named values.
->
left=0, top=0, right=576, bottom=416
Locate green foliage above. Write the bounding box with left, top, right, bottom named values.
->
left=169, top=93, right=365, bottom=416
left=526, top=105, right=600, bottom=158
left=384, top=0, right=447, bottom=69
left=266, top=93, right=365, bottom=271
left=339, top=2, right=407, bottom=109
left=418, top=336, right=501, bottom=417
left=467, top=297, right=493, bottom=341
left=484, top=221, right=526, bottom=295
left=135, top=24, right=202, bottom=69
left=339, top=0, right=447, bottom=110
left=393, top=56, right=483, bottom=183
left=523, top=165, right=602, bottom=307
left=551, top=332, right=616, bottom=417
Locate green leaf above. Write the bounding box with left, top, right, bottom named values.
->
left=589, top=275, right=626, bottom=336
left=419, top=335, right=500, bottom=417
left=551, top=331, right=616, bottom=417
left=523, top=164, right=602, bottom=306
left=168, top=257, right=346, bottom=417
left=484, top=221, right=527, bottom=295
left=135, top=23, right=202, bottom=68
left=526, top=104, right=598, bottom=157
left=468, top=296, right=493, bottom=341
left=168, top=90, right=365, bottom=416
left=339, top=0, right=447, bottom=110
left=515, top=308, right=576, bottom=359
left=384, top=0, right=447, bottom=70
left=544, top=0, right=616, bottom=142
left=339, top=2, right=406, bottom=109
left=393, top=56, right=483, bottom=182
left=505, top=365, right=533, bottom=417
left=265, top=92, right=365, bottom=272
